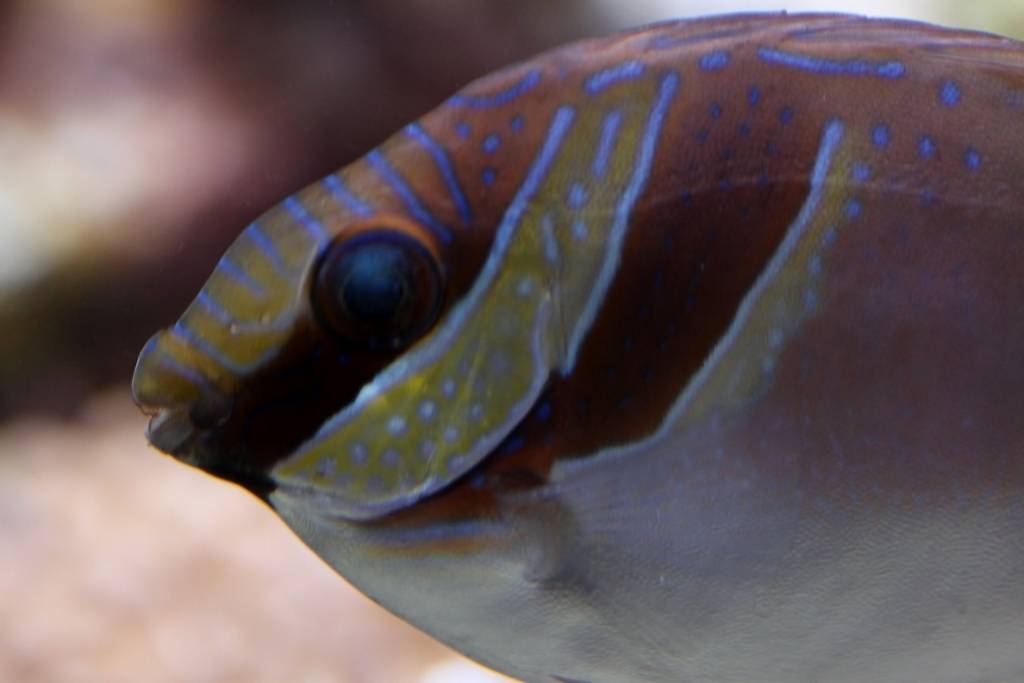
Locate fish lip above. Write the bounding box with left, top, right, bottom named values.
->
left=145, top=408, right=200, bottom=461
left=144, top=407, right=276, bottom=498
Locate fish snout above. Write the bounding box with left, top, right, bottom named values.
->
left=131, top=331, right=235, bottom=461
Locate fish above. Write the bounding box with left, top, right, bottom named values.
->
left=131, top=13, right=1024, bottom=683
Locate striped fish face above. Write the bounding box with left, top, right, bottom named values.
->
left=134, top=13, right=1024, bottom=524
left=133, top=13, right=1024, bottom=682
left=131, top=122, right=496, bottom=491
left=131, top=33, right=689, bottom=513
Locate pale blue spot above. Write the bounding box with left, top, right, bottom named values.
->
left=483, top=133, right=501, bottom=154
left=510, top=115, right=524, bottom=132
left=482, top=167, right=496, bottom=186
left=572, top=218, right=588, bottom=241
left=779, top=107, right=794, bottom=125
left=852, top=162, right=870, bottom=183
left=709, top=102, right=722, bottom=119
left=568, top=182, right=588, bottom=209
left=940, top=80, right=961, bottom=107
left=738, top=123, right=751, bottom=138
left=455, top=122, right=471, bottom=138
left=871, top=124, right=890, bottom=149
left=918, top=135, right=936, bottom=159
left=387, top=415, right=407, bottom=435
left=748, top=85, right=761, bottom=106
left=965, top=147, right=981, bottom=171
left=845, top=199, right=862, bottom=219
left=350, top=444, right=368, bottom=465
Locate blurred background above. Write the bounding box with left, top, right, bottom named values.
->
left=1, top=1, right=1021, bottom=682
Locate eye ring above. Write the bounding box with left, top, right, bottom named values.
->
left=312, top=218, right=445, bottom=351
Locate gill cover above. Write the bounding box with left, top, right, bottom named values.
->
left=274, top=70, right=679, bottom=520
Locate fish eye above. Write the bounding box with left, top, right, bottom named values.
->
left=313, top=228, right=444, bottom=350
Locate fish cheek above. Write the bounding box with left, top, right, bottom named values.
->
left=208, top=324, right=394, bottom=482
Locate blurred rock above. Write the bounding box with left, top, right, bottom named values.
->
left=0, top=0, right=612, bottom=420
left=0, top=391, right=516, bottom=683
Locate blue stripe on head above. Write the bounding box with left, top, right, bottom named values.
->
left=216, top=256, right=266, bottom=297
left=367, top=149, right=453, bottom=243
left=404, top=124, right=472, bottom=225
left=157, top=353, right=218, bottom=392
left=245, top=222, right=291, bottom=274
left=171, top=321, right=246, bottom=374
left=283, top=196, right=330, bottom=244
left=196, top=290, right=235, bottom=325
left=323, top=175, right=373, bottom=218
left=448, top=70, right=541, bottom=108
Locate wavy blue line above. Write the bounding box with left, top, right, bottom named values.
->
left=171, top=321, right=246, bottom=374
left=157, top=353, right=218, bottom=390
left=245, top=222, right=291, bottom=274
left=566, top=71, right=680, bottom=373
left=367, top=149, right=452, bottom=243
left=196, top=290, right=235, bottom=325
left=283, top=196, right=330, bottom=244
left=448, top=70, right=542, bottom=108
left=585, top=60, right=646, bottom=94
left=323, top=174, right=373, bottom=218
left=404, top=124, right=472, bottom=224
left=216, top=256, right=265, bottom=297
left=757, top=46, right=905, bottom=79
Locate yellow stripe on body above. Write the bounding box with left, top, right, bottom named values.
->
left=274, top=71, right=680, bottom=521
left=554, top=119, right=857, bottom=480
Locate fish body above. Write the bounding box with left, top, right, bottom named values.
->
left=132, top=14, right=1024, bottom=683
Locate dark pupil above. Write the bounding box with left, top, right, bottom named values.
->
left=338, top=244, right=409, bottom=322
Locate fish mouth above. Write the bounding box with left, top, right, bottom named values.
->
left=144, top=405, right=277, bottom=496
left=145, top=407, right=202, bottom=463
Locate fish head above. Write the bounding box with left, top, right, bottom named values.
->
left=130, top=133, right=496, bottom=504
left=129, top=57, right=613, bottom=519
